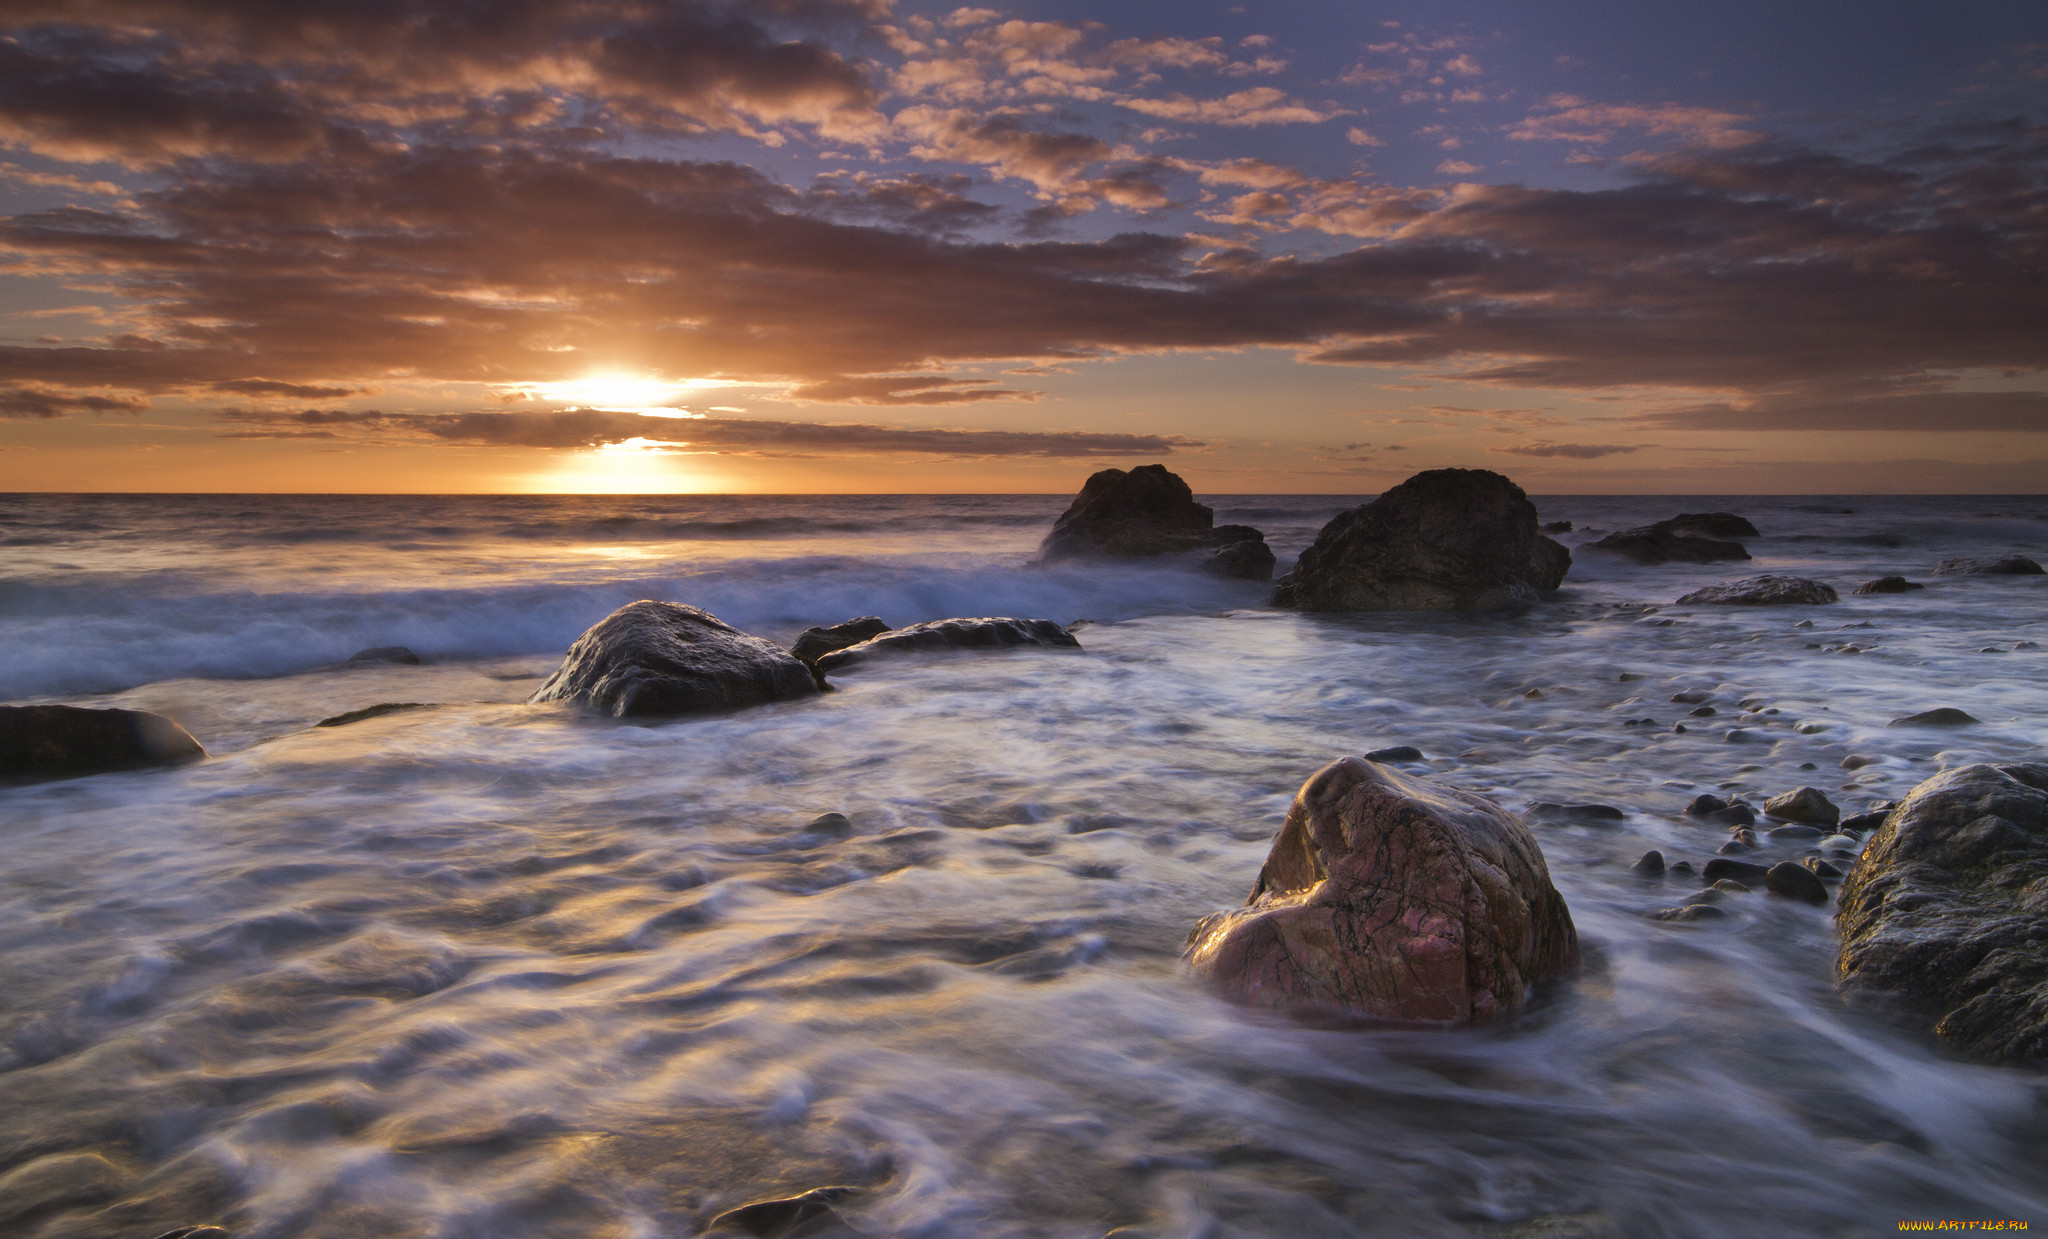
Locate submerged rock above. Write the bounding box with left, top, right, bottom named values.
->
left=1364, top=745, right=1424, bottom=762
left=1665, top=512, right=1760, bottom=539
left=347, top=645, right=421, bottom=665
left=707, top=1185, right=863, bottom=1237
left=1854, top=576, right=1924, bottom=595
left=813, top=617, right=1081, bottom=674
left=1038, top=463, right=1271, bottom=577
left=1631, top=850, right=1667, bottom=877
left=1676, top=575, right=1838, bottom=606
left=1932, top=554, right=2044, bottom=576
left=1887, top=708, right=1980, bottom=728
left=1836, top=762, right=2048, bottom=1060
left=316, top=702, right=436, bottom=728
left=791, top=616, right=891, bottom=665
left=1186, top=756, right=1578, bottom=1025
left=1271, top=468, right=1564, bottom=612
left=529, top=601, right=820, bottom=718
left=0, top=704, right=206, bottom=782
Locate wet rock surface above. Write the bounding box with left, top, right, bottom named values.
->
left=1932, top=554, right=2044, bottom=576
left=1591, top=513, right=1753, bottom=565
left=1854, top=576, right=1924, bottom=595
left=1204, top=524, right=1277, bottom=580
left=1038, top=464, right=1268, bottom=575
left=316, top=702, right=436, bottom=728
left=1187, top=756, right=1578, bottom=1025
left=813, top=617, right=1081, bottom=674
left=0, top=704, right=206, bottom=783
left=1888, top=708, right=1980, bottom=728
left=1271, top=468, right=1563, bottom=612
left=1835, top=762, right=2048, bottom=1060
left=1676, top=575, right=1839, bottom=606
left=528, top=601, right=821, bottom=718
left=791, top=617, right=891, bottom=665
left=1764, top=786, right=1840, bottom=826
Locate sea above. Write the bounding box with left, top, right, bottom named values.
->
left=2, top=490, right=2045, bottom=1239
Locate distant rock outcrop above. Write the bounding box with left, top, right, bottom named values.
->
left=529, top=601, right=820, bottom=717
left=1933, top=554, right=2044, bottom=576
left=813, top=617, right=1081, bottom=674
left=1187, top=756, right=1579, bottom=1025
left=1270, top=468, right=1566, bottom=612
left=1854, top=576, right=1924, bottom=595
left=1592, top=512, right=1755, bottom=564
left=0, top=705, right=206, bottom=783
left=1038, top=463, right=1273, bottom=579
left=1836, top=762, right=2048, bottom=1060
left=1676, top=575, right=1838, bottom=605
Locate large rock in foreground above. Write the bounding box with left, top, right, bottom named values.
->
left=1835, top=762, right=2048, bottom=1060
left=814, top=617, right=1080, bottom=674
left=1271, top=468, right=1564, bottom=612
left=1038, top=464, right=1272, bottom=578
left=1676, top=575, right=1837, bottom=605
left=1187, top=757, right=1579, bottom=1025
left=0, top=705, right=206, bottom=782
left=529, top=601, right=820, bottom=717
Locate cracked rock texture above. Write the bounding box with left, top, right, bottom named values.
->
left=1187, top=757, right=1579, bottom=1025
left=1835, top=762, right=2048, bottom=1061
left=529, top=600, right=820, bottom=717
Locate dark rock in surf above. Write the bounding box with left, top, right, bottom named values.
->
left=1631, top=850, right=1667, bottom=877
left=1767, top=824, right=1826, bottom=843
left=1805, top=856, right=1843, bottom=879
left=1652, top=904, right=1728, bottom=923
left=1270, top=468, right=1564, bottom=612
left=791, top=617, right=891, bottom=665
left=1764, top=786, right=1840, bottom=826
left=1836, top=762, right=2048, bottom=1060
left=1887, top=708, right=1980, bottom=728
left=1364, top=745, right=1424, bottom=762
left=1932, top=554, right=2044, bottom=576
left=1186, top=756, right=1578, bottom=1025
left=347, top=645, right=421, bottom=665
left=1591, top=513, right=1752, bottom=565
left=1840, top=809, right=1890, bottom=834
left=1677, top=575, right=1838, bottom=606
left=0, top=704, right=206, bottom=783
left=707, top=1185, right=863, bottom=1237
left=316, top=702, right=436, bottom=728
left=1038, top=464, right=1271, bottom=577
left=528, top=601, right=820, bottom=718
left=1854, top=576, right=1923, bottom=595
left=1528, top=802, right=1624, bottom=822
left=1665, top=512, right=1760, bottom=539
left=1703, top=857, right=1772, bottom=885
left=1684, top=793, right=1730, bottom=815
left=813, top=616, right=1080, bottom=674
left=1766, top=861, right=1830, bottom=904
left=1541, top=520, right=1573, bottom=534
left=1525, top=536, right=1572, bottom=592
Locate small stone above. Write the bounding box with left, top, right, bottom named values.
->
left=1524, top=687, right=1544, bottom=698
left=1711, top=879, right=1753, bottom=894
left=1711, top=803, right=1757, bottom=827
left=1673, top=723, right=1688, bottom=733
left=1887, top=708, right=1980, bottom=728
left=2018, top=641, right=2041, bottom=650
left=1630, top=850, right=1666, bottom=877
left=1364, top=745, right=1424, bottom=762
left=1619, top=672, right=1645, bottom=682
left=1671, top=691, right=1713, bottom=704
left=1840, top=754, right=1877, bottom=769
left=1794, top=619, right=1815, bottom=628
left=1717, top=839, right=1752, bottom=854
left=1652, top=904, right=1729, bottom=922
left=1685, top=888, right=1724, bottom=905
left=1683, top=794, right=1728, bottom=814
left=1768, top=824, right=1826, bottom=842
left=1764, top=786, right=1840, bottom=826
left=1688, top=705, right=1717, bottom=717
left=1798, top=761, right=1816, bottom=771
left=1816, top=834, right=1858, bottom=852
left=1668, top=860, right=1695, bottom=875
left=1854, top=576, right=1924, bottom=595
left=708, top=1186, right=863, bottom=1237
left=1765, top=861, right=1830, bottom=905
left=1528, top=802, right=1625, bottom=821
left=316, top=702, right=435, bottom=728
left=804, top=812, right=855, bottom=837
left=1838, top=809, right=1889, bottom=833
left=1703, top=858, right=1772, bottom=885
left=1677, top=575, right=1839, bottom=606
left=1804, top=856, right=1843, bottom=879
left=1723, top=728, right=1759, bottom=743
left=791, top=616, right=891, bottom=664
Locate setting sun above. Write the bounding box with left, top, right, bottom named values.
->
left=524, top=373, right=698, bottom=411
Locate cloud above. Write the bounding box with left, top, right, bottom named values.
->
left=1117, top=88, right=1339, bottom=127
left=0, top=384, right=149, bottom=418
left=216, top=407, right=1197, bottom=458
left=1508, top=98, right=1762, bottom=149
left=783, top=374, right=1040, bottom=404
left=211, top=378, right=364, bottom=399
left=1487, top=441, right=1641, bottom=458
left=1637, top=390, right=2048, bottom=433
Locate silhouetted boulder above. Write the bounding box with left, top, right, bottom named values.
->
left=792, top=617, right=890, bottom=665
left=529, top=601, right=819, bottom=717
left=1836, top=762, right=2048, bottom=1060
left=1665, top=512, right=1759, bottom=539
left=1933, top=554, right=2044, bottom=576
left=1271, top=468, right=1563, bottom=612
left=814, top=617, right=1080, bottom=674
left=1854, top=576, right=1924, bottom=594
left=1592, top=516, right=1751, bottom=565
left=1205, top=525, right=1276, bottom=581
left=1888, top=708, right=1980, bottom=728
left=0, top=705, right=205, bottom=783
left=1676, top=575, right=1837, bottom=605
left=1187, top=756, right=1578, bottom=1025
left=1526, top=535, right=1572, bottom=591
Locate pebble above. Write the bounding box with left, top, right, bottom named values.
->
left=1839, top=754, right=1877, bottom=769
left=1630, top=850, right=1667, bottom=877
left=1838, top=809, right=1889, bottom=833
left=1688, top=705, right=1717, bottom=717
left=1765, top=861, right=1830, bottom=905
left=1653, top=904, right=1730, bottom=922
left=1703, top=858, right=1772, bottom=885
left=1716, top=839, right=1752, bottom=854
left=1711, top=879, right=1753, bottom=894
left=1684, top=794, right=1728, bottom=814
left=1768, top=824, right=1826, bottom=842
left=1671, top=691, right=1713, bottom=704
left=1364, top=745, right=1426, bottom=762
left=1723, top=728, right=1759, bottom=743
left=1529, top=802, right=1625, bottom=821
left=1668, top=860, right=1696, bottom=875
left=1887, top=708, right=1980, bottom=727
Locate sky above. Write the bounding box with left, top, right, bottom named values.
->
left=0, top=1, right=2044, bottom=494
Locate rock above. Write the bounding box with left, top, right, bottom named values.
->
left=528, top=601, right=820, bottom=718
left=1186, top=757, right=1578, bottom=1025
left=1805, top=856, right=1843, bottom=879
left=316, top=702, right=435, bottom=728
left=1713, top=803, right=1758, bottom=826
left=1541, top=520, right=1573, bottom=534
left=1038, top=464, right=1269, bottom=574
left=1854, top=576, right=1924, bottom=595
left=1668, top=860, right=1695, bottom=875
left=1767, top=824, right=1826, bottom=843
left=1676, top=576, right=1838, bottom=606
left=1932, top=554, right=2044, bottom=576
left=1728, top=827, right=1758, bottom=847
left=814, top=617, right=1081, bottom=674
left=1839, top=810, right=1890, bottom=833
left=1204, top=525, right=1277, bottom=581
left=1665, top=512, right=1760, bottom=539
left=1764, top=786, right=1840, bottom=826
left=1887, top=708, right=1980, bottom=727
left=1765, top=861, right=1830, bottom=904
left=347, top=645, right=421, bottom=665
left=1684, top=793, right=1729, bottom=814
left=1688, top=705, right=1717, bottom=717
left=1671, top=691, right=1713, bottom=704
left=1591, top=513, right=1752, bottom=565
left=153, top=1230, right=231, bottom=1239
left=1364, top=745, right=1424, bottom=762
left=791, top=616, right=891, bottom=665
left=1711, top=878, right=1754, bottom=894
left=804, top=811, right=855, bottom=837
left=1528, top=802, right=1625, bottom=821
left=1525, top=536, right=1573, bottom=592
left=1835, top=762, right=2048, bottom=1060
left=1817, top=834, right=1859, bottom=853
left=1703, top=857, right=1772, bottom=885
left=1630, top=850, right=1666, bottom=877
left=1841, top=754, right=1878, bottom=769
left=1270, top=468, right=1562, bottom=612
left=1716, top=839, right=1752, bottom=854
left=708, top=1185, right=863, bottom=1237
left=1653, top=904, right=1728, bottom=922
left=0, top=705, right=206, bottom=783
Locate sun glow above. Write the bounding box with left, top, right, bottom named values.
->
left=517, top=372, right=734, bottom=413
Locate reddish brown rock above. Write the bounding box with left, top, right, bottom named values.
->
left=1186, top=757, right=1578, bottom=1025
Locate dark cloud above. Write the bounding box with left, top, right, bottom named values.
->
left=215, top=407, right=1195, bottom=458
left=212, top=378, right=363, bottom=398
left=1487, top=441, right=1640, bottom=458
left=0, top=384, right=150, bottom=418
